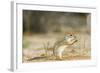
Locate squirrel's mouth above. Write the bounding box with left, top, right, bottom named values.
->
left=74, top=40, right=78, bottom=43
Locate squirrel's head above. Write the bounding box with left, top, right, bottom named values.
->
left=64, top=34, right=77, bottom=45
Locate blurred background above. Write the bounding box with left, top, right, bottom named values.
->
left=23, top=10, right=91, bottom=34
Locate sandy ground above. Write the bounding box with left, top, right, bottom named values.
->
left=22, top=33, right=91, bottom=62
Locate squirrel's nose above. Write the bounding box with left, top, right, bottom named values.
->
left=74, top=36, right=76, bottom=38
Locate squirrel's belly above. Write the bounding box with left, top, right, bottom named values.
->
left=56, top=45, right=68, bottom=55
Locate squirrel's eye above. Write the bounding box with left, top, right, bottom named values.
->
left=70, top=34, right=72, bottom=36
